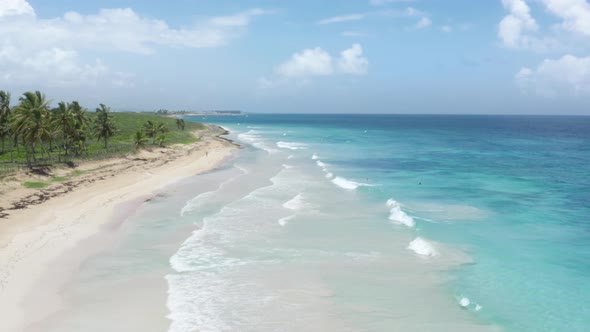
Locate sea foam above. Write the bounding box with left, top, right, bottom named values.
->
left=278, top=215, right=295, bottom=226
left=237, top=129, right=260, bottom=141
left=180, top=174, right=239, bottom=216
left=459, top=297, right=471, bottom=308
left=283, top=194, right=306, bottom=210
left=180, top=192, right=214, bottom=217
left=238, top=130, right=276, bottom=153
left=386, top=199, right=416, bottom=228
left=331, top=177, right=363, bottom=190
left=407, top=237, right=437, bottom=257
left=277, top=141, right=308, bottom=150
left=315, top=159, right=334, bottom=179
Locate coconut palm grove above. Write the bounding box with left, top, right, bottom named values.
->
left=0, top=90, right=198, bottom=172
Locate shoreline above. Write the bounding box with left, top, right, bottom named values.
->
left=0, top=125, right=237, bottom=332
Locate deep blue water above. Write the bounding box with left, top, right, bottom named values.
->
left=188, top=114, right=590, bottom=332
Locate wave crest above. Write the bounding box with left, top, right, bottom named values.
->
left=386, top=199, right=415, bottom=228
left=277, top=141, right=308, bottom=150
left=331, top=177, right=362, bottom=190
left=407, top=237, right=437, bottom=257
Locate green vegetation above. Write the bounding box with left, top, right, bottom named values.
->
left=107, top=112, right=203, bottom=144
left=51, top=176, right=68, bottom=182
left=0, top=89, right=206, bottom=174
left=23, top=181, right=50, bottom=188
left=133, top=130, right=148, bottom=150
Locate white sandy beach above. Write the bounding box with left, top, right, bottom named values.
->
left=0, top=130, right=236, bottom=332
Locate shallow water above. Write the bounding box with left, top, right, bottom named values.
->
left=165, top=138, right=489, bottom=332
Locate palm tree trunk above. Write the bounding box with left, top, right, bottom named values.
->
left=32, top=143, right=36, bottom=162
left=41, top=143, right=47, bottom=163
left=9, top=134, right=14, bottom=163
left=24, top=145, right=30, bottom=167
left=63, top=135, right=68, bottom=156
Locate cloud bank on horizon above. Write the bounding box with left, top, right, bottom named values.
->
left=0, top=0, right=589, bottom=114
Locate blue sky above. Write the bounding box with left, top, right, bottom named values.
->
left=1, top=0, right=589, bottom=114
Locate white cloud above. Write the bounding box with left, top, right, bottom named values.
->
left=440, top=25, right=452, bottom=32
left=338, top=44, right=369, bottom=75
left=501, top=1, right=590, bottom=97
left=414, top=17, right=432, bottom=29
left=276, top=48, right=334, bottom=78
left=209, top=8, right=269, bottom=27
left=0, top=0, right=34, bottom=17
left=404, top=7, right=426, bottom=17
left=0, top=1, right=269, bottom=88
left=263, top=44, right=369, bottom=87
left=516, top=54, right=590, bottom=96
left=497, top=0, right=590, bottom=51
left=0, top=7, right=270, bottom=55
left=498, top=0, right=538, bottom=48
left=317, top=13, right=367, bottom=25
left=319, top=6, right=430, bottom=27
left=390, top=7, right=432, bottom=30
left=0, top=46, right=127, bottom=87
left=540, top=0, right=590, bottom=37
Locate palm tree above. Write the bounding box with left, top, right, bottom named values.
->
left=175, top=118, right=186, bottom=130
left=143, top=120, right=158, bottom=144
left=0, top=91, right=11, bottom=154
left=52, top=101, right=75, bottom=157
left=70, top=101, right=90, bottom=155
left=133, top=130, right=147, bottom=150
left=156, top=134, right=167, bottom=147
left=10, top=91, right=52, bottom=164
left=71, top=101, right=90, bottom=129
left=94, top=104, right=117, bottom=150
left=156, top=121, right=169, bottom=134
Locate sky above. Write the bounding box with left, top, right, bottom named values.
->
left=0, top=0, right=589, bottom=114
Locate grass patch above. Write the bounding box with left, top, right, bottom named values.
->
left=107, top=112, right=205, bottom=146
left=70, top=170, right=86, bottom=177
left=23, top=181, right=50, bottom=188
left=51, top=176, right=68, bottom=182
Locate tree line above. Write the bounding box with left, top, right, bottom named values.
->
left=0, top=90, right=185, bottom=168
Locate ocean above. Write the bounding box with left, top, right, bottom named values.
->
left=40, top=114, right=589, bottom=331
left=169, top=114, right=589, bottom=332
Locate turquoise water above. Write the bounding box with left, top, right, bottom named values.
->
left=175, top=114, right=590, bottom=332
